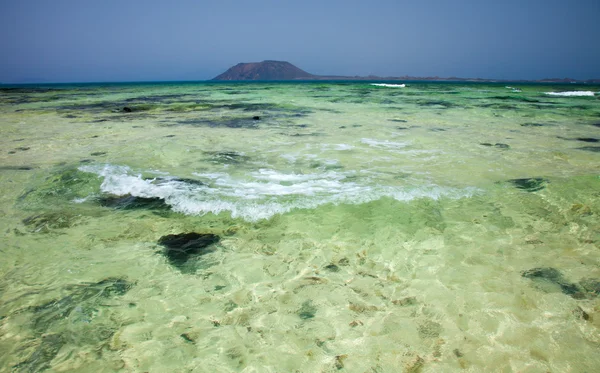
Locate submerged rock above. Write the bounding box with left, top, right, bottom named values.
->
left=522, top=267, right=584, bottom=298
left=577, top=146, right=600, bottom=152
left=99, top=194, right=169, bottom=210
left=165, top=177, right=206, bottom=186
left=298, top=300, right=317, bottom=320
left=579, top=278, right=600, bottom=297
left=508, top=178, right=547, bottom=192
left=324, top=264, right=340, bottom=272
left=418, top=320, right=442, bottom=339
left=480, top=143, right=510, bottom=149
left=74, top=277, right=133, bottom=297
left=141, top=176, right=205, bottom=187
left=12, top=277, right=133, bottom=371
left=157, top=232, right=220, bottom=270
left=30, top=277, right=134, bottom=332
left=178, top=117, right=260, bottom=129
left=8, top=147, right=30, bottom=154
left=557, top=136, right=599, bottom=143
left=572, top=306, right=590, bottom=321
left=522, top=267, right=562, bottom=281
left=205, top=151, right=249, bottom=164
left=13, top=333, right=65, bottom=373
left=520, top=122, right=547, bottom=127
left=0, top=165, right=34, bottom=171
left=18, top=166, right=102, bottom=209
left=22, top=211, right=84, bottom=233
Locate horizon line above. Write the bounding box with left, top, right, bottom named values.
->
left=2, top=77, right=600, bottom=86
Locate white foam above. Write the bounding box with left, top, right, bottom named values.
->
left=544, top=91, right=595, bottom=97
left=334, top=144, right=353, bottom=151
left=371, top=83, right=406, bottom=88
left=319, top=143, right=354, bottom=152
left=78, top=164, right=477, bottom=222
left=280, top=154, right=297, bottom=163
left=361, top=138, right=409, bottom=150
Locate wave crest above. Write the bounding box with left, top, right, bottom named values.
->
left=78, top=164, right=476, bottom=221
left=544, top=91, right=596, bottom=97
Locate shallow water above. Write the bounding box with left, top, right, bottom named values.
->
left=1, top=81, right=599, bottom=372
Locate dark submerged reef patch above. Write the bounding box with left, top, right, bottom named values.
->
left=0, top=165, right=34, bottom=171
left=298, top=300, right=317, bottom=320
left=520, top=122, right=549, bottom=127
left=577, top=146, right=600, bottom=152
left=324, top=264, right=340, bottom=272
left=22, top=211, right=85, bottom=233
left=17, top=166, right=101, bottom=209
left=28, top=278, right=133, bottom=332
left=176, top=117, right=260, bottom=129
left=521, top=268, right=600, bottom=299
left=98, top=195, right=170, bottom=211
left=580, top=278, right=600, bottom=296
left=508, top=178, right=548, bottom=192
left=489, top=95, right=541, bottom=103
left=97, top=176, right=204, bottom=212
left=12, top=333, right=65, bottom=373
left=415, top=100, right=455, bottom=108
left=8, top=146, right=31, bottom=154
left=521, top=267, right=581, bottom=297
left=480, top=143, right=510, bottom=149
left=157, top=232, right=221, bottom=273
left=10, top=277, right=134, bottom=372
left=205, top=151, right=250, bottom=164
left=477, top=103, right=518, bottom=110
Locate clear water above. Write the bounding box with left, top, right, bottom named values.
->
left=1, top=81, right=599, bottom=372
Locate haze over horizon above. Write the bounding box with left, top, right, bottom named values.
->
left=1, top=0, right=599, bottom=84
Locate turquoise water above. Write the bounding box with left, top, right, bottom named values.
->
left=1, top=81, right=599, bottom=372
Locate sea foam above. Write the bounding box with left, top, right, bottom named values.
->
left=361, top=138, right=408, bottom=150
left=371, top=83, right=406, bottom=88
left=544, top=91, right=596, bottom=97
left=79, top=164, right=476, bottom=221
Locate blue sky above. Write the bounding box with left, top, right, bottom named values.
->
left=1, top=0, right=599, bottom=83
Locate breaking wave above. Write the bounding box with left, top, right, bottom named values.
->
left=371, top=83, right=406, bottom=88
left=78, top=164, right=477, bottom=221
left=544, top=91, right=596, bottom=97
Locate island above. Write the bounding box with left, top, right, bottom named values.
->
left=211, top=60, right=600, bottom=83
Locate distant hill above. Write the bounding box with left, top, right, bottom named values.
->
left=211, top=60, right=314, bottom=81
left=211, top=60, right=600, bottom=83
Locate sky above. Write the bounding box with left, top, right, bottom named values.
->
left=1, top=0, right=599, bottom=83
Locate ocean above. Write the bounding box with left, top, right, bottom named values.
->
left=0, top=81, right=599, bottom=372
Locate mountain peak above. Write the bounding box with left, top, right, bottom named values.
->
left=212, top=60, right=314, bottom=81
